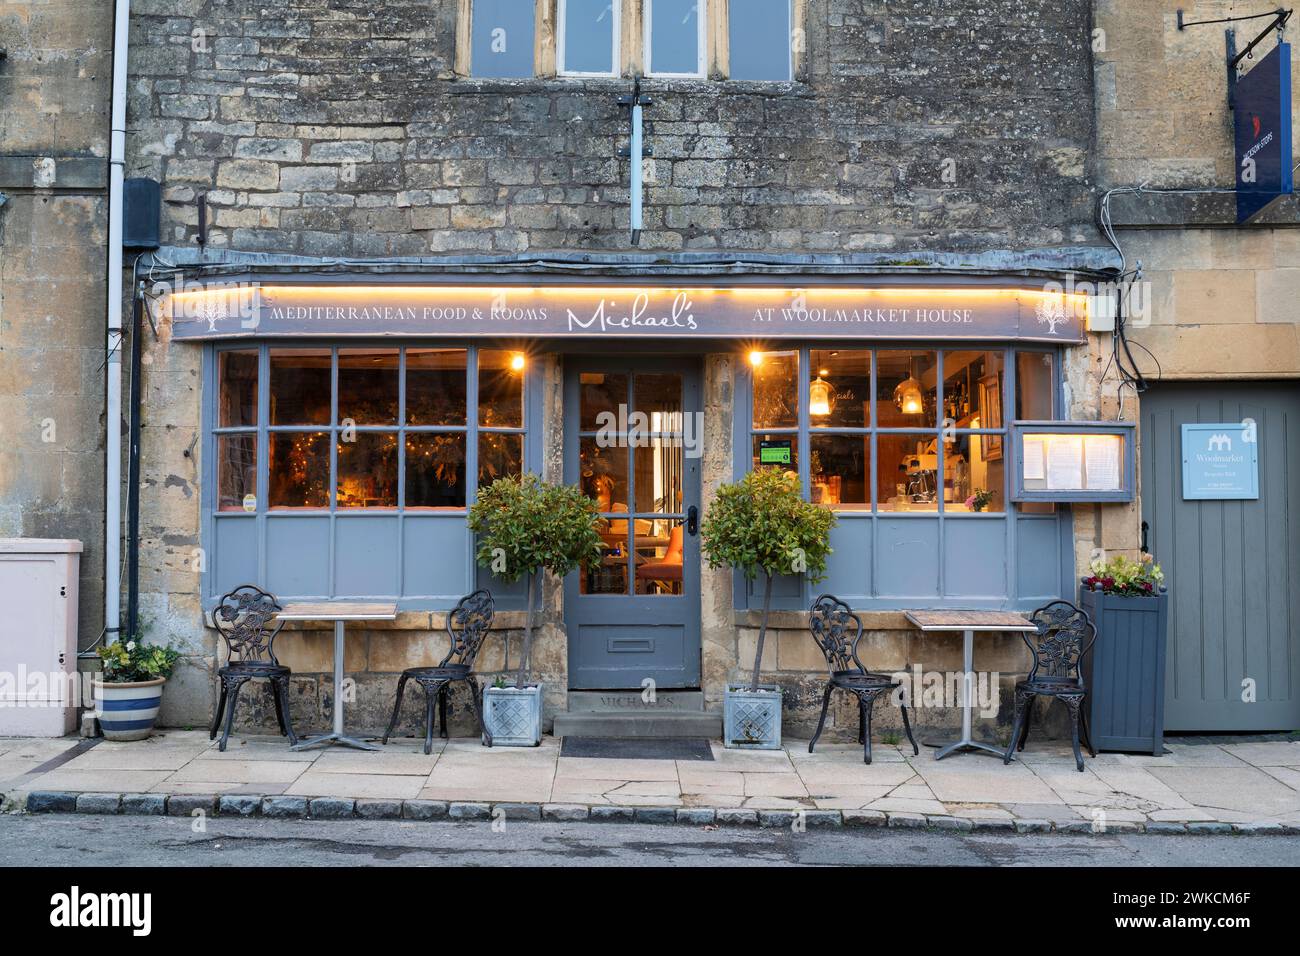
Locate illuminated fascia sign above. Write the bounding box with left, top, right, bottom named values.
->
left=166, top=284, right=1088, bottom=343
left=1235, top=41, right=1293, bottom=224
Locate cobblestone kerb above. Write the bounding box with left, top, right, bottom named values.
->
left=15, top=791, right=1297, bottom=836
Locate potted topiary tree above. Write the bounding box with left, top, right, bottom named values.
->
left=468, top=473, right=604, bottom=746
left=1079, top=552, right=1169, bottom=756
left=94, top=637, right=183, bottom=741
left=701, top=468, right=836, bottom=749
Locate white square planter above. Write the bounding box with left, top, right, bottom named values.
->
left=723, top=684, right=782, bottom=750
left=482, top=683, right=543, bottom=747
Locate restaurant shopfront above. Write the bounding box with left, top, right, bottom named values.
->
left=164, top=273, right=1093, bottom=732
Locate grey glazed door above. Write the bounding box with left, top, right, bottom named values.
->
left=563, top=357, right=703, bottom=689
left=1141, top=382, right=1300, bottom=731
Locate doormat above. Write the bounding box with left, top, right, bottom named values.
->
left=560, top=737, right=714, bottom=761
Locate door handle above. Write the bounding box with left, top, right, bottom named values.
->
left=686, top=505, right=699, bottom=536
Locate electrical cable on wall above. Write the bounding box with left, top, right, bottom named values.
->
left=1094, top=182, right=1249, bottom=416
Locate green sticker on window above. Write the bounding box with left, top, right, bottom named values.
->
left=759, top=440, right=792, bottom=465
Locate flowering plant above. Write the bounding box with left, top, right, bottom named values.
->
left=965, top=489, right=993, bottom=512
left=1082, top=553, right=1165, bottom=597
left=97, top=639, right=182, bottom=683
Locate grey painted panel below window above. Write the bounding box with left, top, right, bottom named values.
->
left=335, top=516, right=401, bottom=597
left=266, top=518, right=331, bottom=597
left=213, top=518, right=257, bottom=596
left=822, top=519, right=872, bottom=601
left=943, top=519, right=1008, bottom=597
left=404, top=517, right=472, bottom=598
left=874, top=518, right=940, bottom=597
left=1016, top=517, right=1063, bottom=599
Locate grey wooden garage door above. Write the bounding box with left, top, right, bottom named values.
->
left=1141, top=381, right=1300, bottom=732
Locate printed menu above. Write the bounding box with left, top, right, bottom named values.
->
left=1084, top=435, right=1122, bottom=491
left=1045, top=435, right=1085, bottom=490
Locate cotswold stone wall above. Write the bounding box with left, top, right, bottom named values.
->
left=126, top=0, right=1101, bottom=255
left=125, top=0, right=1106, bottom=731
left=0, top=1, right=112, bottom=650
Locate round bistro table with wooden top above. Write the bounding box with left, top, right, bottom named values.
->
left=277, top=601, right=398, bottom=751
left=904, top=609, right=1040, bottom=760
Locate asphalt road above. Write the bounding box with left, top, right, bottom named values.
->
left=1, top=814, right=1298, bottom=867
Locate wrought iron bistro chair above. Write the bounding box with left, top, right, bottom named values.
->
left=1004, top=599, right=1098, bottom=772
left=808, top=594, right=919, bottom=764
left=211, top=585, right=297, bottom=752
left=383, top=589, right=495, bottom=753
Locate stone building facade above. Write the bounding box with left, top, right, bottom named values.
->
left=117, top=0, right=1117, bottom=743
left=0, top=1, right=112, bottom=652
left=1084, top=1, right=1300, bottom=733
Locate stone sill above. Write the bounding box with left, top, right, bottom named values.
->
left=441, top=74, right=815, bottom=99
left=206, top=610, right=535, bottom=631
left=1107, top=190, right=1300, bottom=228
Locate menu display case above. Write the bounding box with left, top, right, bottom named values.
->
left=1010, top=421, right=1136, bottom=502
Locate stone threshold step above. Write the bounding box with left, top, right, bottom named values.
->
left=552, top=710, right=722, bottom=738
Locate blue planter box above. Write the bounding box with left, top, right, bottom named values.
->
left=1080, top=587, right=1169, bottom=756
left=723, top=684, right=782, bottom=750
left=482, top=683, right=543, bottom=747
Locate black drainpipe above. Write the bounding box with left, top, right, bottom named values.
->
left=125, top=279, right=144, bottom=640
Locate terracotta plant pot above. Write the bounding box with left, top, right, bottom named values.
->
left=94, top=677, right=166, bottom=741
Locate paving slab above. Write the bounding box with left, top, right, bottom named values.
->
left=866, top=796, right=948, bottom=815
left=1259, top=766, right=1300, bottom=791
left=161, top=759, right=308, bottom=785
left=5, top=732, right=1299, bottom=835
left=1145, top=765, right=1300, bottom=818
left=57, top=742, right=212, bottom=772
left=808, top=786, right=894, bottom=809
left=420, top=785, right=554, bottom=803
left=152, top=781, right=292, bottom=795
left=286, top=772, right=425, bottom=800
left=311, top=750, right=440, bottom=775
left=742, top=772, right=808, bottom=798
left=1115, top=745, right=1251, bottom=768
left=911, top=760, right=1061, bottom=804
left=1220, top=741, right=1300, bottom=767
left=194, top=738, right=319, bottom=761
left=675, top=768, right=746, bottom=794
left=999, top=802, right=1086, bottom=823
left=25, top=768, right=174, bottom=793
left=556, top=757, right=679, bottom=781
left=794, top=760, right=917, bottom=788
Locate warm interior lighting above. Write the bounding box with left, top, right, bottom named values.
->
left=894, top=373, right=924, bottom=416
left=809, top=376, right=833, bottom=417
left=749, top=351, right=764, bottom=367
left=510, top=353, right=526, bottom=372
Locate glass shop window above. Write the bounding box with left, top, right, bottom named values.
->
left=559, top=0, right=619, bottom=76
left=646, top=0, right=705, bottom=77
left=942, top=350, right=1006, bottom=514
left=269, top=349, right=331, bottom=425
left=876, top=350, right=937, bottom=428
left=470, top=0, right=537, bottom=78
left=748, top=347, right=1030, bottom=515
left=728, top=0, right=793, bottom=81
left=217, top=347, right=526, bottom=515
left=1015, top=351, right=1056, bottom=420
